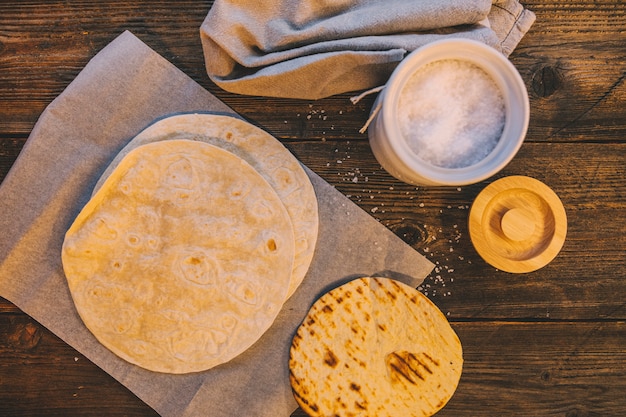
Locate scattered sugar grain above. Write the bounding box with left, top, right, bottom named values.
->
left=397, top=59, right=506, bottom=168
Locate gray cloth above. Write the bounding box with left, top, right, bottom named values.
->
left=201, top=0, right=536, bottom=99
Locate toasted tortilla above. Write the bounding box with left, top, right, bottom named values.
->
left=289, top=277, right=463, bottom=417
left=94, top=113, right=318, bottom=298
left=63, top=139, right=295, bottom=373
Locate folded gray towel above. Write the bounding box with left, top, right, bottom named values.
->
left=201, top=0, right=535, bottom=99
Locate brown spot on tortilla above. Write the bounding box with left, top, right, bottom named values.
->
left=292, top=387, right=318, bottom=413
left=409, top=352, right=433, bottom=374
left=423, top=352, right=440, bottom=366
left=388, top=279, right=405, bottom=297
left=355, top=400, right=367, bottom=410
left=289, top=369, right=300, bottom=385
left=387, top=351, right=428, bottom=384
left=322, top=305, right=333, bottom=313
left=350, top=382, right=361, bottom=392
left=324, top=348, right=339, bottom=368
left=292, top=339, right=300, bottom=349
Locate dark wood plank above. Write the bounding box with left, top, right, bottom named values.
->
left=2, top=315, right=625, bottom=416
left=0, top=136, right=27, bottom=183
left=289, top=140, right=626, bottom=321
left=1, top=1, right=625, bottom=143
left=0, top=297, right=21, bottom=314
left=512, top=0, right=626, bottom=143
left=440, top=321, right=626, bottom=417
left=0, top=0, right=215, bottom=135
left=0, top=314, right=160, bottom=417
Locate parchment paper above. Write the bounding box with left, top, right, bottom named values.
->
left=0, top=31, right=433, bottom=417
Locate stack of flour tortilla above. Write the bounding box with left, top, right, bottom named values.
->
left=60, top=113, right=462, bottom=415
left=61, top=113, right=319, bottom=374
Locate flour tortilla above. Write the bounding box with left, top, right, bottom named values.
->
left=94, top=113, right=318, bottom=298
left=289, top=277, right=463, bottom=417
left=63, top=139, right=295, bottom=374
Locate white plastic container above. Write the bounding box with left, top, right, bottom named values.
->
left=368, top=39, right=529, bottom=186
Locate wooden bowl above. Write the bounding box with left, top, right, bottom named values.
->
left=469, top=176, right=567, bottom=273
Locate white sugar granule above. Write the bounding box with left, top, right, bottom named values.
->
left=397, top=59, right=506, bottom=168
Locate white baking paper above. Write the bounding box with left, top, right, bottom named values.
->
left=0, top=31, right=433, bottom=417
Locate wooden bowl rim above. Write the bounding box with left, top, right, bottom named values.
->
left=469, top=175, right=567, bottom=273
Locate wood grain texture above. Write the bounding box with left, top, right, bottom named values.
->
left=1, top=0, right=625, bottom=416
left=0, top=315, right=160, bottom=417
left=2, top=315, right=625, bottom=417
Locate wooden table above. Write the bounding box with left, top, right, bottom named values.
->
left=1, top=1, right=624, bottom=416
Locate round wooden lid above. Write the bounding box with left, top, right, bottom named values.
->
left=469, top=176, right=567, bottom=273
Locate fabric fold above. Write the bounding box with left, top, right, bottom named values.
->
left=489, top=0, right=537, bottom=56
left=201, top=0, right=535, bottom=99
